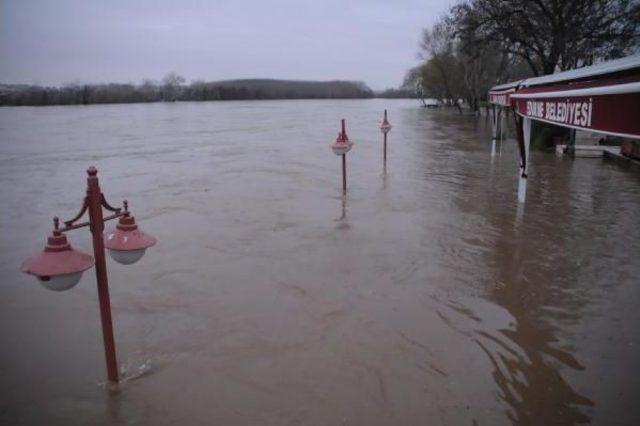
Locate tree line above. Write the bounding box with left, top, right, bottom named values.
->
left=0, top=73, right=376, bottom=106
left=404, top=0, right=640, bottom=112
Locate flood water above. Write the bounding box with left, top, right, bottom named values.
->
left=1, top=99, right=639, bottom=425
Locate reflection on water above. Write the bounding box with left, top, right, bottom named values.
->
left=475, top=230, right=596, bottom=424
left=1, top=100, right=639, bottom=425
left=335, top=194, right=348, bottom=229
left=477, top=325, right=593, bottom=424
left=406, top=107, right=640, bottom=424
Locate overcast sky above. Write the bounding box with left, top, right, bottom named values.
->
left=0, top=0, right=455, bottom=90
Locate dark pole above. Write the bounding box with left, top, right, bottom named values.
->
left=515, top=115, right=526, bottom=176
left=342, top=153, right=347, bottom=193
left=86, top=167, right=119, bottom=384
left=382, top=109, right=389, bottom=164
left=568, top=128, right=576, bottom=159
left=340, top=119, right=348, bottom=193
left=383, top=132, right=387, bottom=164
left=492, top=105, right=497, bottom=141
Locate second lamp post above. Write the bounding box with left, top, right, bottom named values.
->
left=20, top=166, right=156, bottom=385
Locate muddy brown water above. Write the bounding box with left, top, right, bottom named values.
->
left=1, top=99, right=639, bottom=425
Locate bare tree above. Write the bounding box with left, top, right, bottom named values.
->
left=452, top=0, right=640, bottom=76
left=162, top=72, right=186, bottom=101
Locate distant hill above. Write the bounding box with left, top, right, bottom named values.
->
left=0, top=84, right=32, bottom=92
left=0, top=79, right=375, bottom=106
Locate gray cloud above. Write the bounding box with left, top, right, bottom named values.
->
left=0, top=0, right=454, bottom=90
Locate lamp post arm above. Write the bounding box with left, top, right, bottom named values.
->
left=59, top=212, right=125, bottom=233
left=59, top=195, right=125, bottom=233
left=63, top=196, right=89, bottom=227
left=100, top=193, right=122, bottom=214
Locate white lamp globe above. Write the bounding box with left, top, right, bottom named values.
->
left=38, top=271, right=85, bottom=292
left=108, top=248, right=147, bottom=265
left=104, top=207, right=156, bottom=266
left=21, top=223, right=94, bottom=293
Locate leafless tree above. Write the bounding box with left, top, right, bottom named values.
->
left=452, top=0, right=640, bottom=76
left=161, top=72, right=186, bottom=101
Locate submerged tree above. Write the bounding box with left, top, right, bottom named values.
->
left=411, top=17, right=525, bottom=112
left=419, top=21, right=465, bottom=112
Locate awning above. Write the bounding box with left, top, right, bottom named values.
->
left=511, top=76, right=640, bottom=139
left=488, top=81, right=521, bottom=107
left=487, top=54, right=640, bottom=204
left=488, top=54, right=640, bottom=138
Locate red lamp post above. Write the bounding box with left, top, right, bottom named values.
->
left=379, top=109, right=392, bottom=164
left=331, top=119, right=353, bottom=193
left=20, top=166, right=156, bottom=385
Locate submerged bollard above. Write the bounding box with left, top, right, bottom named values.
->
left=331, top=119, right=353, bottom=192
left=380, top=109, right=392, bottom=164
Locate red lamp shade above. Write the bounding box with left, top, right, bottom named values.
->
left=331, top=119, right=353, bottom=156
left=104, top=213, right=156, bottom=265
left=21, top=230, right=94, bottom=291
left=380, top=110, right=392, bottom=134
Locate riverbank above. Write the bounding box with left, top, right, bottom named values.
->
left=0, top=79, right=382, bottom=107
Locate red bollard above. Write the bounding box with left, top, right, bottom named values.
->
left=380, top=109, right=392, bottom=164
left=331, top=119, right=353, bottom=192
